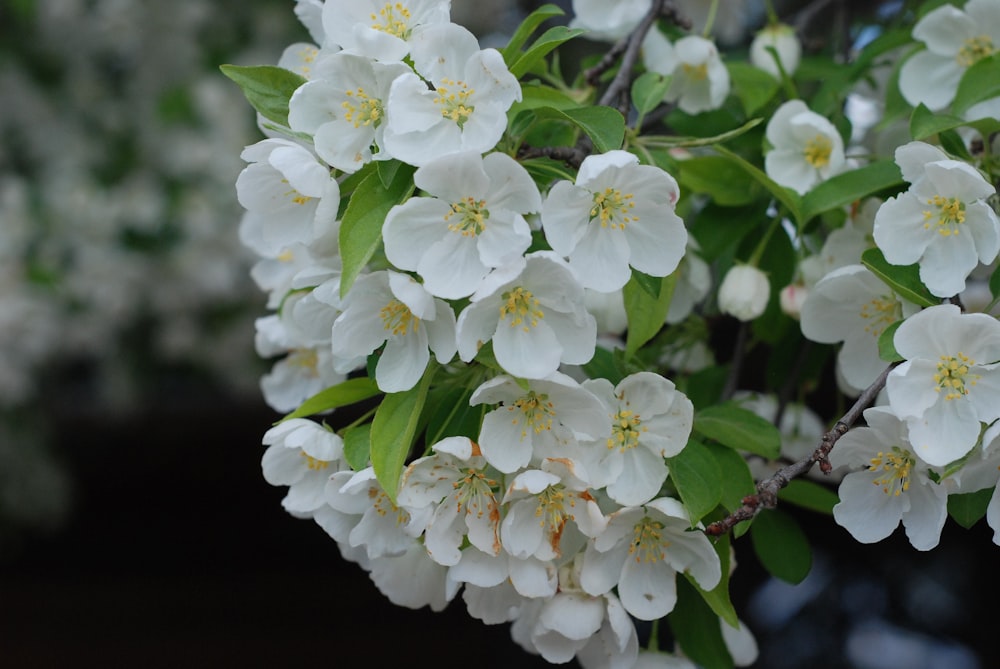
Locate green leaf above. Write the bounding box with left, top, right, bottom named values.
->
left=370, top=367, right=434, bottom=503
left=687, top=532, right=739, bottom=628
left=639, top=118, right=763, bottom=150
left=952, top=52, right=1000, bottom=116
left=670, top=578, right=734, bottom=669
left=713, top=144, right=802, bottom=225
left=877, top=320, right=905, bottom=363
left=623, top=271, right=677, bottom=358
left=509, top=82, right=580, bottom=116
left=948, top=487, right=994, bottom=529
left=339, top=163, right=416, bottom=297
left=343, top=423, right=372, bottom=472
left=861, top=247, right=938, bottom=308
left=425, top=386, right=485, bottom=445
left=705, top=442, right=756, bottom=514
left=581, top=346, right=625, bottom=385
left=800, top=160, right=904, bottom=222
left=219, top=64, right=305, bottom=128
left=667, top=440, right=723, bottom=524
left=631, top=71, right=672, bottom=115
left=500, top=3, right=566, bottom=62
left=376, top=158, right=405, bottom=189
left=277, top=377, right=381, bottom=423
left=693, top=403, right=782, bottom=459
left=676, top=155, right=760, bottom=207
left=531, top=105, right=626, bottom=153
left=777, top=479, right=839, bottom=515
left=750, top=509, right=812, bottom=584
left=508, top=25, right=586, bottom=78
left=991, top=262, right=1000, bottom=300
left=726, top=61, right=780, bottom=116
left=909, top=103, right=971, bottom=141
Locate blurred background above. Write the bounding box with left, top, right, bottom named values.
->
left=1, top=0, right=998, bottom=667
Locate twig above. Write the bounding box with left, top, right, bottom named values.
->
left=705, top=361, right=898, bottom=537
left=516, top=144, right=590, bottom=170
left=596, top=0, right=666, bottom=116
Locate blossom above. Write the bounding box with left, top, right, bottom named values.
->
left=540, top=150, right=687, bottom=292
left=288, top=52, right=409, bottom=173
left=764, top=99, right=846, bottom=194
left=885, top=304, right=1000, bottom=466
left=382, top=23, right=520, bottom=166
left=800, top=264, right=920, bottom=393
left=750, top=23, right=801, bottom=78
left=718, top=264, right=770, bottom=321
left=470, top=371, right=610, bottom=474
left=898, top=0, right=1000, bottom=111
left=872, top=141, right=1000, bottom=298
left=830, top=406, right=949, bottom=550
left=383, top=151, right=539, bottom=299
left=319, top=0, right=451, bottom=61
left=579, top=497, right=721, bottom=620
left=569, top=0, right=649, bottom=41
left=330, top=270, right=456, bottom=392
left=455, top=251, right=597, bottom=379
left=642, top=31, right=730, bottom=115
left=581, top=372, right=693, bottom=506
left=261, top=418, right=345, bottom=516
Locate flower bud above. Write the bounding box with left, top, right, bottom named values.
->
left=750, top=23, right=801, bottom=78
left=718, top=265, right=770, bottom=321
left=779, top=282, right=809, bottom=320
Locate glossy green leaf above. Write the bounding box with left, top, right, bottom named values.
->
left=277, top=377, right=381, bottom=423
left=750, top=509, right=812, bottom=584
left=500, top=3, right=566, bottom=62
left=705, top=442, right=756, bottom=514
left=693, top=403, right=782, bottom=459
left=676, top=155, right=760, bottom=206
left=508, top=25, right=585, bottom=78
left=909, top=103, right=970, bottom=141
left=623, top=271, right=677, bottom=358
left=800, top=160, right=904, bottom=222
left=219, top=64, right=305, bottom=128
left=713, top=145, right=802, bottom=224
left=990, top=260, right=1000, bottom=300
left=726, top=61, right=779, bottom=116
left=370, top=368, right=434, bottom=503
left=861, top=247, right=938, bottom=308
left=777, top=479, right=839, bottom=515
left=667, top=440, right=723, bottom=524
left=877, top=320, right=904, bottom=363
left=425, top=386, right=486, bottom=445
left=670, top=578, right=734, bottom=669
left=339, top=163, right=416, bottom=297
left=531, top=105, right=625, bottom=153
left=343, top=423, right=372, bottom=472
left=952, top=52, right=1000, bottom=116
left=948, top=487, right=994, bottom=529
left=687, top=532, right=739, bottom=628
left=581, top=346, right=625, bottom=385
left=631, top=71, right=672, bottom=115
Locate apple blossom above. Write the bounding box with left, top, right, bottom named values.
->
left=750, top=23, right=801, bottom=78
left=642, top=31, right=731, bottom=115
left=718, top=264, right=770, bottom=321
left=764, top=99, right=846, bottom=195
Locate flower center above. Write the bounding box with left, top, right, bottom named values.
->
left=590, top=187, right=637, bottom=230
left=629, top=516, right=669, bottom=563
left=452, top=467, right=500, bottom=524
left=370, top=2, right=412, bottom=38
left=282, top=179, right=312, bottom=206
left=933, top=352, right=977, bottom=400
left=380, top=298, right=419, bottom=336
left=535, top=484, right=575, bottom=539
left=507, top=391, right=555, bottom=438
left=369, top=487, right=410, bottom=526
left=867, top=446, right=913, bottom=497
left=445, top=196, right=489, bottom=236
left=500, top=286, right=544, bottom=332
left=804, top=135, right=832, bottom=168
left=922, top=195, right=966, bottom=237
left=342, top=87, right=383, bottom=129
left=287, top=348, right=320, bottom=377
left=607, top=408, right=646, bottom=451
left=957, top=35, right=995, bottom=67
left=434, top=78, right=475, bottom=127
left=682, top=61, right=709, bottom=80
left=300, top=451, right=331, bottom=471
left=859, top=296, right=902, bottom=338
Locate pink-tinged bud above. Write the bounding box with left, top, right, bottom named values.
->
left=718, top=265, right=770, bottom=321
left=780, top=283, right=809, bottom=320
left=750, top=23, right=801, bottom=78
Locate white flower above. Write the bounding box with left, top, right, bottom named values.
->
left=396, top=436, right=502, bottom=565
left=718, top=265, right=770, bottom=321
left=872, top=141, right=1000, bottom=298
left=470, top=371, right=610, bottom=474
left=570, top=0, right=650, bottom=41
left=382, top=23, right=520, bottom=166
left=749, top=23, right=801, bottom=78
left=320, top=0, right=451, bottom=60
left=330, top=270, right=456, bottom=392
left=764, top=99, right=846, bottom=194
left=367, top=541, right=460, bottom=611
left=643, top=31, right=730, bottom=115
left=830, top=406, right=949, bottom=550
left=261, top=419, right=345, bottom=516
left=886, top=303, right=1000, bottom=466
left=288, top=52, right=410, bottom=173
left=898, top=0, right=1000, bottom=111
left=540, top=150, right=687, bottom=292
left=579, top=497, right=721, bottom=620
left=582, top=372, right=693, bottom=506
left=800, top=264, right=920, bottom=393
left=456, top=251, right=597, bottom=379
left=666, top=248, right=712, bottom=324
left=383, top=151, right=539, bottom=299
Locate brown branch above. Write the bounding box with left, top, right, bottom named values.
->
left=516, top=145, right=590, bottom=170
left=596, top=0, right=666, bottom=116
left=705, top=361, right=899, bottom=537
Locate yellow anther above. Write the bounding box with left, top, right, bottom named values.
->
left=500, top=287, right=544, bottom=332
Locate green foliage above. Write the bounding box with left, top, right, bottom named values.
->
left=861, top=247, right=939, bottom=308
left=750, top=509, right=812, bottom=584
left=877, top=320, right=905, bottom=363
left=726, top=61, right=779, bottom=116
left=343, top=423, right=372, bottom=472
left=219, top=64, right=305, bottom=128
left=670, top=578, right=734, bottom=669
left=668, top=440, right=723, bottom=524
left=948, top=487, right=994, bottom=530
left=529, top=105, right=626, bottom=153
left=370, top=367, right=434, bottom=503
left=277, top=378, right=381, bottom=423
left=778, top=479, right=840, bottom=515
left=693, top=403, right=782, bottom=460
left=623, top=271, right=676, bottom=358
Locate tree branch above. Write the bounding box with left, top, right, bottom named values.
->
left=705, top=361, right=899, bottom=537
